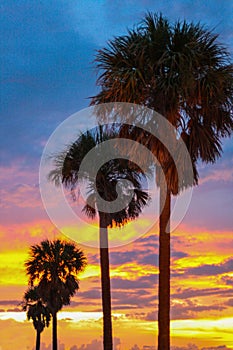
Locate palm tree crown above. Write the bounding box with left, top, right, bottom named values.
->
left=91, top=12, right=233, bottom=172
left=25, top=240, right=86, bottom=308
left=25, top=239, right=86, bottom=350
left=50, top=125, right=149, bottom=228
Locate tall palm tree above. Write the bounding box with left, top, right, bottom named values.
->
left=22, top=287, right=50, bottom=350
left=25, top=239, right=87, bottom=350
left=91, top=13, right=233, bottom=349
left=49, top=125, right=150, bottom=350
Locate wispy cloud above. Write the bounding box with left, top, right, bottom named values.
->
left=184, top=258, right=233, bottom=277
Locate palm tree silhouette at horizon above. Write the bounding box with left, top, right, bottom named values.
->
left=25, top=239, right=87, bottom=350
left=22, top=286, right=51, bottom=350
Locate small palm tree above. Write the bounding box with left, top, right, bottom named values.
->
left=25, top=240, right=87, bottom=350
left=91, top=13, right=233, bottom=349
left=22, top=287, right=50, bottom=350
left=49, top=125, right=150, bottom=350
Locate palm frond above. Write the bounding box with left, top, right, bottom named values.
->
left=25, top=239, right=87, bottom=314
left=91, top=12, right=232, bottom=194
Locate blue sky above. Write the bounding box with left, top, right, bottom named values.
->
left=1, top=0, right=233, bottom=165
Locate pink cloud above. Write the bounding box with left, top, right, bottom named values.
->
left=0, top=221, right=60, bottom=251
left=0, top=183, right=41, bottom=209
left=0, top=162, right=42, bottom=210
left=199, top=168, right=233, bottom=185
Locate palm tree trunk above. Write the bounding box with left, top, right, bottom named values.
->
left=158, top=184, right=171, bottom=350
left=99, top=212, right=113, bottom=350
left=36, top=330, right=41, bottom=350
left=52, top=313, right=57, bottom=350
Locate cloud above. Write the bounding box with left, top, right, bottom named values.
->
left=202, top=347, right=232, bottom=350
left=144, top=311, right=156, bottom=321
left=172, top=287, right=233, bottom=300
left=111, top=274, right=157, bottom=290
left=170, top=345, right=232, bottom=350
left=171, top=300, right=225, bottom=320
left=6, top=308, right=21, bottom=312
left=0, top=183, right=41, bottom=209
left=181, top=179, right=233, bottom=231
left=185, top=258, right=233, bottom=276
left=66, top=338, right=230, bottom=350
left=112, top=290, right=155, bottom=309
left=110, top=251, right=148, bottom=265
left=68, top=337, right=120, bottom=350
left=69, top=273, right=156, bottom=310
left=127, top=299, right=226, bottom=321
left=78, top=290, right=101, bottom=300
left=109, top=237, right=186, bottom=268
left=0, top=300, right=20, bottom=306
left=0, top=163, right=48, bottom=225
left=171, top=345, right=198, bottom=350
left=221, top=275, right=233, bottom=286
left=199, top=167, right=233, bottom=185
left=38, top=341, right=65, bottom=350
left=224, top=298, right=233, bottom=307
left=171, top=251, right=188, bottom=259
left=0, top=221, right=59, bottom=251
left=130, top=345, right=140, bottom=350
left=131, top=233, right=159, bottom=248
left=107, top=235, right=160, bottom=267
left=141, top=253, right=158, bottom=266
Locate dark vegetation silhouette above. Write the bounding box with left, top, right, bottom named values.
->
left=25, top=239, right=86, bottom=350
left=22, top=286, right=50, bottom=350
left=49, top=125, right=150, bottom=350
left=91, top=13, right=233, bottom=349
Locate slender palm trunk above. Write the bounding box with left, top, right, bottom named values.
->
left=36, top=330, right=41, bottom=350
left=99, top=212, right=113, bottom=350
left=52, top=313, right=57, bottom=350
left=158, top=184, right=171, bottom=350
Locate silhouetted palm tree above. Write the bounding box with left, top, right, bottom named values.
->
left=22, top=287, right=50, bottom=350
left=25, top=240, right=86, bottom=350
left=49, top=125, right=150, bottom=350
left=91, top=13, right=233, bottom=349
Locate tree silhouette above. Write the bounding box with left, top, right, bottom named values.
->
left=91, top=13, right=233, bottom=349
left=25, top=239, right=86, bottom=350
left=22, top=287, right=50, bottom=350
left=49, top=125, right=150, bottom=350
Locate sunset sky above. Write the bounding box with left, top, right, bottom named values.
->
left=0, top=1, right=233, bottom=350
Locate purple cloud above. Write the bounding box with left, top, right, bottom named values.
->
left=184, top=258, right=233, bottom=276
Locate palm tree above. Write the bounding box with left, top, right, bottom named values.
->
left=25, top=239, right=87, bottom=350
left=91, top=13, right=233, bottom=349
left=49, top=125, right=150, bottom=350
left=22, top=287, right=50, bottom=350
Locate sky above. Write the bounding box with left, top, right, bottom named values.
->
left=0, top=0, right=233, bottom=349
